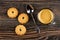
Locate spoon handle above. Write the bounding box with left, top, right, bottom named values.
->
left=31, top=13, right=40, bottom=33
left=31, top=13, right=36, bottom=25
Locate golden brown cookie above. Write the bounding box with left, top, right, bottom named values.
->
left=15, top=25, right=26, bottom=36
left=37, top=9, right=54, bottom=24
left=7, top=7, right=18, bottom=18
left=18, top=13, right=29, bottom=24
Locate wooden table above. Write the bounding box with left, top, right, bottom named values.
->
left=0, top=0, right=60, bottom=40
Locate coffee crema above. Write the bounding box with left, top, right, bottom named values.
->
left=37, top=9, right=54, bottom=24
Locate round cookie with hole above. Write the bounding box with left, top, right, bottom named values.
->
left=7, top=7, right=18, bottom=18
left=15, top=25, right=26, bottom=36
left=18, top=13, right=29, bottom=24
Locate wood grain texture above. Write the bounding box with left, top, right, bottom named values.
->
left=0, top=0, right=60, bottom=40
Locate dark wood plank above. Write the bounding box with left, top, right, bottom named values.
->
left=0, top=0, right=60, bottom=40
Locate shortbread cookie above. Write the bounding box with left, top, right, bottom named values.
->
left=18, top=13, right=29, bottom=24
left=7, top=7, right=18, bottom=18
left=15, top=25, right=26, bottom=36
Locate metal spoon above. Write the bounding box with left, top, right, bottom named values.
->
left=26, top=4, right=40, bottom=33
